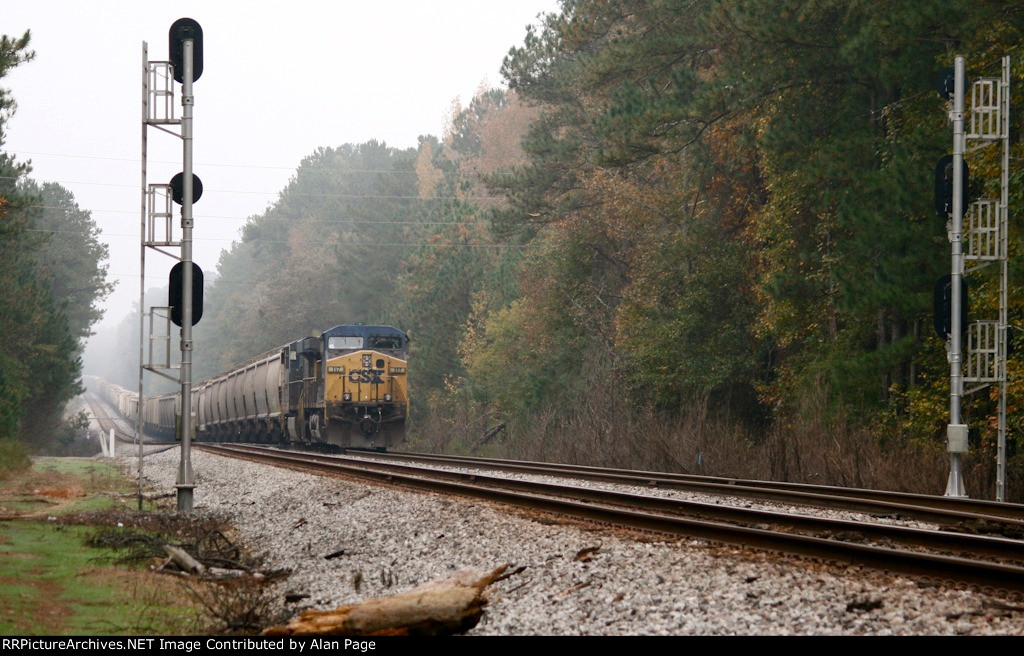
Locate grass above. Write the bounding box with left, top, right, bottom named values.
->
left=0, top=458, right=131, bottom=519
left=0, top=522, right=195, bottom=635
left=0, top=457, right=202, bottom=635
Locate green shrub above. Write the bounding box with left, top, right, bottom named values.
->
left=0, top=438, right=31, bottom=478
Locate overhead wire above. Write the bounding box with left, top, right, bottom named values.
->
left=9, top=148, right=518, bottom=176
left=15, top=203, right=488, bottom=227
left=0, top=173, right=506, bottom=202
left=19, top=227, right=525, bottom=249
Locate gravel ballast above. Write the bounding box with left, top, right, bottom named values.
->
left=121, top=447, right=1024, bottom=635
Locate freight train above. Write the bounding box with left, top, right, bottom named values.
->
left=92, top=324, right=409, bottom=450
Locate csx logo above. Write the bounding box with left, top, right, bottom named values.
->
left=348, top=369, right=384, bottom=384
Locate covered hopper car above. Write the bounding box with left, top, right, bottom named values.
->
left=95, top=325, right=409, bottom=450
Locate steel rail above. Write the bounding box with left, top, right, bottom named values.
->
left=199, top=443, right=1024, bottom=594
left=81, top=393, right=173, bottom=447
left=355, top=449, right=1024, bottom=525
left=81, top=393, right=134, bottom=441
left=331, top=448, right=1019, bottom=528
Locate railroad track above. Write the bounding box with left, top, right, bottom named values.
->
left=80, top=393, right=173, bottom=449
left=355, top=449, right=1024, bottom=527
left=198, top=443, right=1024, bottom=595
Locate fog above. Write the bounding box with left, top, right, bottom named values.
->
left=5, top=1, right=556, bottom=341
left=3, top=1, right=558, bottom=382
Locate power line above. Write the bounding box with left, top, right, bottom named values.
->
left=18, top=203, right=486, bottom=227
left=22, top=228, right=525, bottom=249
left=0, top=174, right=505, bottom=201
left=8, top=148, right=518, bottom=175
left=11, top=149, right=420, bottom=173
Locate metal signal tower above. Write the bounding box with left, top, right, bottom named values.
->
left=941, top=56, right=1011, bottom=500
left=138, top=19, right=205, bottom=512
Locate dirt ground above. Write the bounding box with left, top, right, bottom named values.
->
left=0, top=458, right=224, bottom=635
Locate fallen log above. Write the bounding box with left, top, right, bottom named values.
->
left=263, top=564, right=509, bottom=636
left=163, top=544, right=206, bottom=574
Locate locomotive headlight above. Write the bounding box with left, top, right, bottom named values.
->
left=343, top=392, right=352, bottom=401
left=384, top=393, right=393, bottom=402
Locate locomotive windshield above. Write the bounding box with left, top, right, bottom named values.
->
left=326, top=334, right=404, bottom=351
left=368, top=335, right=403, bottom=350
left=328, top=336, right=363, bottom=350
left=323, top=325, right=408, bottom=355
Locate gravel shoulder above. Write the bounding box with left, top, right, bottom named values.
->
left=120, top=447, right=1024, bottom=636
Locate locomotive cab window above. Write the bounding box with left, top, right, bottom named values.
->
left=368, top=335, right=403, bottom=350
left=327, top=336, right=364, bottom=351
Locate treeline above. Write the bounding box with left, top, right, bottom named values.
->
left=131, top=1, right=1024, bottom=496
left=466, top=0, right=1024, bottom=494
left=184, top=92, right=536, bottom=408
left=465, top=0, right=1024, bottom=494
left=0, top=32, right=114, bottom=455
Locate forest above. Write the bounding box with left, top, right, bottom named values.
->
left=14, top=1, right=1024, bottom=499
left=0, top=32, right=113, bottom=460
left=164, top=0, right=1024, bottom=499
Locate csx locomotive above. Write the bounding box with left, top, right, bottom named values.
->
left=95, top=324, right=409, bottom=450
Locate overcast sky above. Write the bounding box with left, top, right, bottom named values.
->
left=3, top=0, right=557, bottom=331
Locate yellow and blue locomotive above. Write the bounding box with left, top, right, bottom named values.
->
left=281, top=324, right=409, bottom=449
left=111, top=324, right=409, bottom=450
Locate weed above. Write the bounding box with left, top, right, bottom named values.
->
left=186, top=573, right=290, bottom=634
left=413, top=375, right=964, bottom=498
left=0, top=439, right=30, bottom=479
